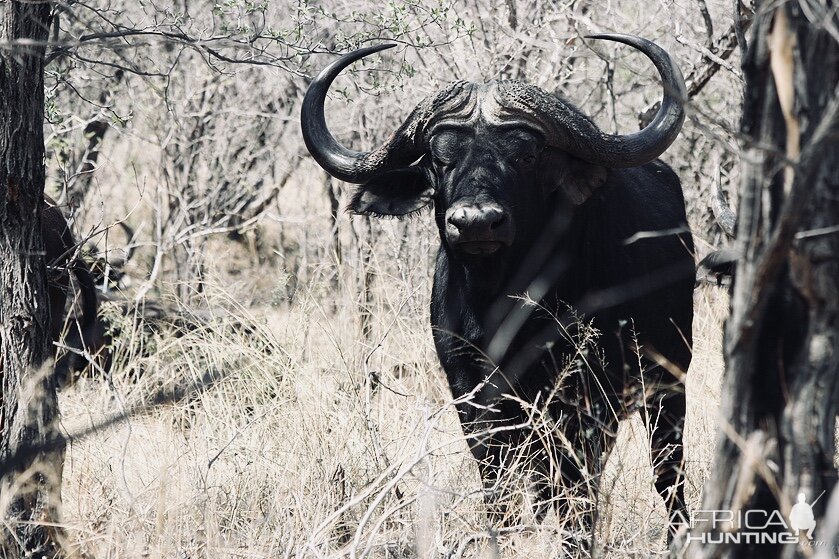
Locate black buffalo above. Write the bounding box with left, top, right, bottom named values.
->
left=42, top=196, right=101, bottom=382
left=302, top=36, right=695, bottom=536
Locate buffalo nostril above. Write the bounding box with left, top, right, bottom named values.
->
left=489, top=213, right=507, bottom=230
left=448, top=208, right=469, bottom=230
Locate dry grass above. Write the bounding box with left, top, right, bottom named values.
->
left=55, top=253, right=730, bottom=558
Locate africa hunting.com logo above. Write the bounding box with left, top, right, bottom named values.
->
left=672, top=491, right=824, bottom=546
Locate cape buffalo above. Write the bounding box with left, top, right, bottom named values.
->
left=301, top=35, right=695, bottom=537
left=42, top=196, right=101, bottom=382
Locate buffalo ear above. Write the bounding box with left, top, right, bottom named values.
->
left=349, top=165, right=433, bottom=217
left=541, top=148, right=608, bottom=206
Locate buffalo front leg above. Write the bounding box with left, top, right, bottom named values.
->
left=544, top=402, right=619, bottom=543
left=457, top=400, right=537, bottom=525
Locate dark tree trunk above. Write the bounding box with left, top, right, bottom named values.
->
left=0, top=2, right=65, bottom=557
left=675, top=2, right=839, bottom=559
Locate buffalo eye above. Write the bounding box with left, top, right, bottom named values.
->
left=509, top=148, right=540, bottom=168
left=433, top=152, right=455, bottom=170
left=502, top=127, right=543, bottom=168
left=430, top=128, right=470, bottom=169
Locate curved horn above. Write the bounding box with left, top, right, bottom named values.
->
left=107, top=221, right=136, bottom=269
left=711, top=164, right=737, bottom=237
left=581, top=34, right=686, bottom=167
left=301, top=43, right=419, bottom=184
left=501, top=35, right=686, bottom=168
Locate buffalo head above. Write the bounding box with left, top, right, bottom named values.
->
left=301, top=36, right=686, bottom=261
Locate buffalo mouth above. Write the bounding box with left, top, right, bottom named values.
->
left=454, top=240, right=505, bottom=255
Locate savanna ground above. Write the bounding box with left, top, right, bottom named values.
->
left=41, top=0, right=744, bottom=556
left=58, top=267, right=728, bottom=558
